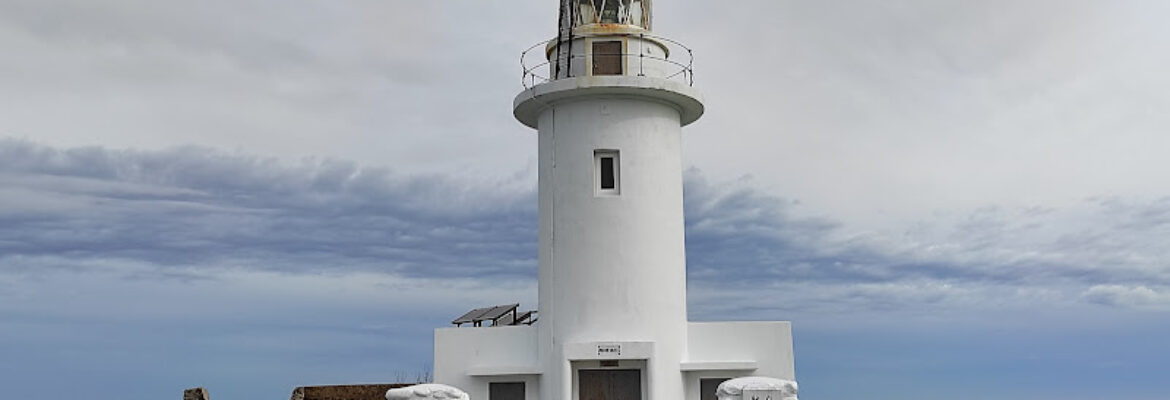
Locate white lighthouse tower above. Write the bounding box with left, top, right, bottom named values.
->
left=433, top=2, right=795, bottom=400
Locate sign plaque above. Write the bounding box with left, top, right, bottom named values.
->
left=597, top=344, right=622, bottom=356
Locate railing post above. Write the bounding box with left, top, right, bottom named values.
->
left=687, top=48, right=694, bottom=86
left=639, top=33, right=645, bottom=77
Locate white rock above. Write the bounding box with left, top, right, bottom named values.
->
left=386, top=384, right=470, bottom=400
left=716, top=377, right=798, bottom=400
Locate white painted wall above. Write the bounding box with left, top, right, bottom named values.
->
left=547, top=35, right=674, bottom=80
left=687, top=322, right=795, bottom=379
left=534, top=91, right=690, bottom=400
left=433, top=322, right=796, bottom=400
left=684, top=322, right=796, bottom=400
left=544, top=25, right=675, bottom=81
left=434, top=326, right=541, bottom=400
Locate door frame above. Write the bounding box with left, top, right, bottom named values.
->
left=571, top=359, right=647, bottom=400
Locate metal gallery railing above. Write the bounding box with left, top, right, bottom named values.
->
left=520, top=32, right=695, bottom=89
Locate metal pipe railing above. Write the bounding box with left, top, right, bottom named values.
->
left=520, top=32, right=696, bottom=89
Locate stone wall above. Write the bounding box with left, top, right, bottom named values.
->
left=290, top=384, right=415, bottom=400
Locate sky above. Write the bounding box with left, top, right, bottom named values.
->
left=1, top=1, right=1168, bottom=399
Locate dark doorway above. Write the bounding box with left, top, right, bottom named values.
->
left=592, top=41, right=623, bottom=76
left=579, top=369, right=641, bottom=400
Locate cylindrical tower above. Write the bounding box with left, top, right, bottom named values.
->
left=515, top=1, right=703, bottom=399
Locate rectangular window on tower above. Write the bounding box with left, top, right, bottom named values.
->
left=595, top=150, right=620, bottom=195
left=592, top=41, right=623, bottom=76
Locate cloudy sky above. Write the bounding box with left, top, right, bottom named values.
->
left=2, top=1, right=1169, bottom=399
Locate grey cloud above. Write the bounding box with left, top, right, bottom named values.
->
left=3, top=140, right=1168, bottom=314
left=0, top=0, right=421, bottom=77
left=0, top=139, right=537, bottom=280
left=683, top=173, right=1170, bottom=314
left=0, top=0, right=549, bottom=180
left=1083, top=285, right=1170, bottom=310
left=670, top=0, right=1170, bottom=229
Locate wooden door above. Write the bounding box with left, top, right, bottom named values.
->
left=579, top=369, right=641, bottom=400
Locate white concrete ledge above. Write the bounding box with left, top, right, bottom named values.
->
left=679, top=361, right=758, bottom=371
left=514, top=75, right=705, bottom=129
left=465, top=366, right=543, bottom=377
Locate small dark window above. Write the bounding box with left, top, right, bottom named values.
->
left=490, top=382, right=525, bottom=400
left=592, top=41, right=623, bottom=76
left=600, top=156, right=615, bottom=189
left=700, top=378, right=731, bottom=400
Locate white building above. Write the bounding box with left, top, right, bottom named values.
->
left=433, top=2, right=795, bottom=399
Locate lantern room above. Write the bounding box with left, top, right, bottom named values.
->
left=520, top=0, right=695, bottom=86
left=571, top=0, right=652, bottom=30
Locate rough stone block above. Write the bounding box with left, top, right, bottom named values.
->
left=183, top=387, right=210, bottom=400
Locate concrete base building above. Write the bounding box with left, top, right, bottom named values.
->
left=434, top=2, right=795, bottom=399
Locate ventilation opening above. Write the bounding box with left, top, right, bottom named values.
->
left=592, top=41, right=623, bottom=76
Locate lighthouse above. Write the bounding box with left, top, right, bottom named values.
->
left=433, top=2, right=795, bottom=399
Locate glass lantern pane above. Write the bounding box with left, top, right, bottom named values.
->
left=574, top=0, right=648, bottom=28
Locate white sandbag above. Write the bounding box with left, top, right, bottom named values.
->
left=386, top=384, right=470, bottom=400
left=716, top=376, right=798, bottom=400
